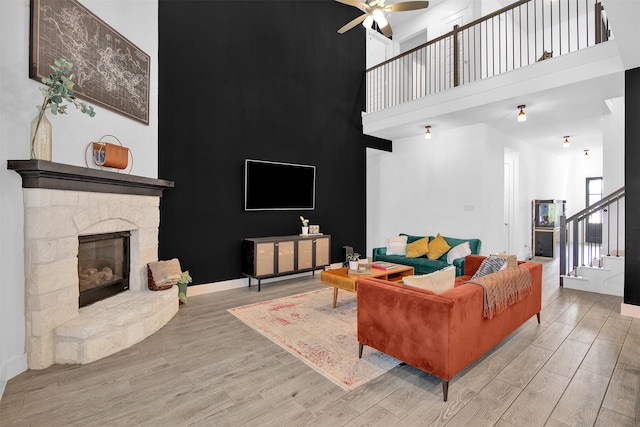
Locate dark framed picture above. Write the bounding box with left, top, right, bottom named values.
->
left=29, top=0, right=151, bottom=125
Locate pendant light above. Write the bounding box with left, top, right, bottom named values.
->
left=563, top=136, right=570, bottom=148
left=517, top=105, right=526, bottom=123
left=424, top=125, right=432, bottom=140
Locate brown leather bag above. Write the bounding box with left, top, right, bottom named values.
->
left=90, top=135, right=132, bottom=172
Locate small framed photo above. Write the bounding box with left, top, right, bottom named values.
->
left=309, top=225, right=320, bottom=234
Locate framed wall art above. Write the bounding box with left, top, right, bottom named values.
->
left=30, top=0, right=150, bottom=125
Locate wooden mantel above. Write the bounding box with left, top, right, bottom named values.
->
left=7, top=160, right=174, bottom=197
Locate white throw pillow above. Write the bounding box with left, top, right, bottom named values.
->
left=386, top=235, right=408, bottom=255
left=446, top=241, right=472, bottom=264
left=403, top=266, right=456, bottom=294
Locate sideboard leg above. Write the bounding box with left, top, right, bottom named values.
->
left=358, top=343, right=363, bottom=358
left=536, top=312, right=541, bottom=324
left=258, top=279, right=261, bottom=292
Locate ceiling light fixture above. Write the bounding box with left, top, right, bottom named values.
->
left=563, top=136, right=570, bottom=148
left=584, top=149, right=589, bottom=157
left=362, top=15, right=374, bottom=29
left=372, top=9, right=389, bottom=29
left=424, top=125, right=432, bottom=140
left=517, top=105, right=526, bottom=123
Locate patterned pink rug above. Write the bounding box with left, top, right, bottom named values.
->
left=228, top=287, right=399, bottom=391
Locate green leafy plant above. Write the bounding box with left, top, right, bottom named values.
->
left=31, top=58, right=96, bottom=155
left=299, top=216, right=309, bottom=227
left=176, top=270, right=192, bottom=304
left=346, top=253, right=361, bottom=262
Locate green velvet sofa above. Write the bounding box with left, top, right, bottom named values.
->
left=372, top=233, right=482, bottom=276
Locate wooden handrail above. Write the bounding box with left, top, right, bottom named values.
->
left=364, top=0, right=610, bottom=113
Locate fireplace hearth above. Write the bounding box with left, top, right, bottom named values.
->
left=78, top=231, right=130, bottom=307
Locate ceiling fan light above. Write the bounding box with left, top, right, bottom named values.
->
left=517, top=105, right=526, bottom=123
left=372, top=9, right=388, bottom=28
left=362, top=15, right=374, bottom=29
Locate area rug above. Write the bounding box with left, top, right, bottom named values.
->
left=227, top=288, right=399, bottom=391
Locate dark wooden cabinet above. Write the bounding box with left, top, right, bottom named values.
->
left=242, top=235, right=331, bottom=290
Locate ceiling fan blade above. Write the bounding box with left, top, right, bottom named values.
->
left=335, top=0, right=370, bottom=12
left=337, top=13, right=369, bottom=34
left=385, top=1, right=429, bottom=12
left=379, top=22, right=393, bottom=37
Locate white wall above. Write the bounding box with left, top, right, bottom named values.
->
left=366, top=123, right=505, bottom=256
left=366, top=120, right=605, bottom=261
left=0, top=0, right=158, bottom=387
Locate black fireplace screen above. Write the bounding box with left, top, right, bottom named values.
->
left=78, top=231, right=130, bottom=307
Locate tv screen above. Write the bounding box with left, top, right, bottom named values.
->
left=244, top=159, right=316, bottom=211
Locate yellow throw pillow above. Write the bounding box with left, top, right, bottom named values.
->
left=405, top=237, right=430, bottom=258
left=427, top=233, right=451, bottom=260
left=403, top=266, right=456, bottom=293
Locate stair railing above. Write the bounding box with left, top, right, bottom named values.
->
left=559, top=186, right=625, bottom=283
left=366, top=0, right=611, bottom=113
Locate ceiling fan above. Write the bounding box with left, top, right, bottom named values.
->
left=336, top=0, right=429, bottom=38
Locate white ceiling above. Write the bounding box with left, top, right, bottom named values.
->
left=365, top=0, right=636, bottom=154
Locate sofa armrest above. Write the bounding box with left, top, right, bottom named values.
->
left=372, top=247, right=387, bottom=261
left=463, top=254, right=486, bottom=276
left=357, top=278, right=454, bottom=379
left=451, top=258, right=466, bottom=276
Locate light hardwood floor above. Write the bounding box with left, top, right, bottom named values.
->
left=1, top=258, right=639, bottom=426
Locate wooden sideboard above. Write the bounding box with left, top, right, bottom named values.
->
left=241, top=234, right=331, bottom=290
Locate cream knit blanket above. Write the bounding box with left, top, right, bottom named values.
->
left=465, top=265, right=532, bottom=319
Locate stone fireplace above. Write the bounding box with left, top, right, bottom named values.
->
left=9, top=160, right=175, bottom=369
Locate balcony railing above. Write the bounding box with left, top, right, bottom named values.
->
left=365, top=0, right=611, bottom=113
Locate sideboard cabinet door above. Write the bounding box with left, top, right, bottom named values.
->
left=314, top=236, right=330, bottom=268
left=297, top=239, right=314, bottom=270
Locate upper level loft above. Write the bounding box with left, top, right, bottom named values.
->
left=362, top=0, right=626, bottom=141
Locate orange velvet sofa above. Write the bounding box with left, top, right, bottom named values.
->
left=357, top=254, right=542, bottom=401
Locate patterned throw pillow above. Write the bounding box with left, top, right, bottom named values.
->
left=386, top=235, right=408, bottom=255
left=471, top=256, right=507, bottom=279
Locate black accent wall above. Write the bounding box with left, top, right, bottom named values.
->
left=625, top=67, right=640, bottom=306
left=158, top=1, right=389, bottom=283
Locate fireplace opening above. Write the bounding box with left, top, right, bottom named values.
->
left=78, top=231, right=130, bottom=307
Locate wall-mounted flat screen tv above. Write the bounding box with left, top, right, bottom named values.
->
left=244, top=159, right=316, bottom=211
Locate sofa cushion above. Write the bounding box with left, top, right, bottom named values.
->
left=495, top=252, right=518, bottom=267
left=446, top=241, right=472, bottom=264
left=471, top=256, right=507, bottom=279
left=427, top=234, right=451, bottom=260
left=403, top=266, right=456, bottom=294
left=386, top=235, right=408, bottom=255
left=406, top=237, right=430, bottom=258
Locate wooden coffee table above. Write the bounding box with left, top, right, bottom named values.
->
left=320, top=263, right=415, bottom=307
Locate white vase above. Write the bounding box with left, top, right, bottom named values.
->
left=349, top=261, right=359, bottom=270
left=30, top=111, right=52, bottom=160
left=301, top=226, right=309, bottom=235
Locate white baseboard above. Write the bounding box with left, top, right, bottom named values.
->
left=187, top=271, right=318, bottom=297
left=621, top=302, right=640, bottom=319
left=1, top=353, right=28, bottom=400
